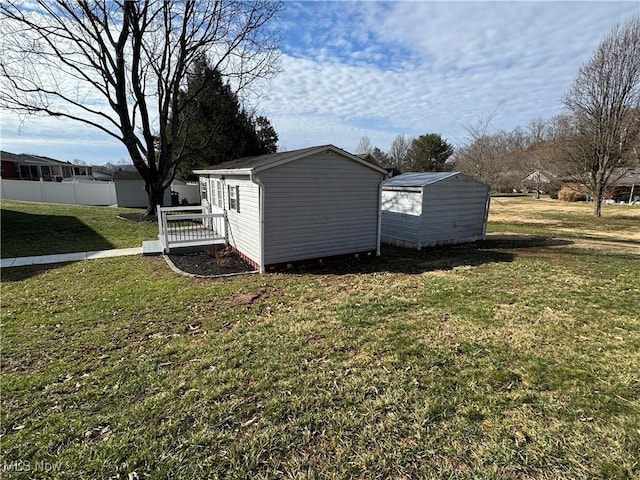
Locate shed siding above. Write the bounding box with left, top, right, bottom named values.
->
left=224, top=177, right=260, bottom=265
left=381, top=173, right=489, bottom=248
left=258, top=152, right=382, bottom=265
left=419, top=176, right=488, bottom=246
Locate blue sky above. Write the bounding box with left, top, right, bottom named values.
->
left=1, top=1, right=638, bottom=164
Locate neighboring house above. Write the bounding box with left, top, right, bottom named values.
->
left=0, top=151, right=91, bottom=181
left=381, top=172, right=490, bottom=249
left=559, top=168, right=640, bottom=203
left=357, top=153, right=402, bottom=178
left=195, top=145, right=388, bottom=272
left=608, top=168, right=640, bottom=203
left=520, top=170, right=559, bottom=194
left=113, top=169, right=170, bottom=208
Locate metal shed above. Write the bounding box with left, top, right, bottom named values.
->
left=381, top=172, right=490, bottom=249
left=195, top=145, right=388, bottom=272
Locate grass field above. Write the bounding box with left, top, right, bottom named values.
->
left=1, top=197, right=639, bottom=479
left=0, top=200, right=157, bottom=258
left=489, top=196, right=640, bottom=243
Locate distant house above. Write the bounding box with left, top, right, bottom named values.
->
left=195, top=145, right=388, bottom=272
left=0, top=151, right=93, bottom=181
left=357, top=153, right=401, bottom=178
left=559, top=168, right=640, bottom=203
left=520, top=170, right=559, bottom=194
left=381, top=172, right=490, bottom=249
left=612, top=168, right=640, bottom=203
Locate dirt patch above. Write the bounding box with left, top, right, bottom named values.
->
left=167, top=247, right=256, bottom=277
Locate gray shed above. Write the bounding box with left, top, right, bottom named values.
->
left=195, top=145, right=388, bottom=272
left=113, top=170, right=170, bottom=208
left=381, top=172, right=490, bottom=249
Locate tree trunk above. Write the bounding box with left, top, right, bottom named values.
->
left=592, top=180, right=604, bottom=217
left=593, top=196, right=602, bottom=217
left=144, top=182, right=167, bottom=216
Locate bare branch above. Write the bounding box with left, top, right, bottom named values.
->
left=0, top=0, right=282, bottom=214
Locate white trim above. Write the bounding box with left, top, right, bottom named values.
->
left=250, top=172, right=266, bottom=273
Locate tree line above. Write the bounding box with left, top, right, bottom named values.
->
left=356, top=133, right=455, bottom=173
left=356, top=15, right=640, bottom=217
left=1, top=2, right=637, bottom=217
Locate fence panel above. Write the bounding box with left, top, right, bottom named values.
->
left=1, top=179, right=117, bottom=206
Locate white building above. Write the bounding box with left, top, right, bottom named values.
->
left=381, top=172, right=490, bottom=249
left=195, top=145, right=388, bottom=272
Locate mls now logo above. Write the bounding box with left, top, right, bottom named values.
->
left=2, top=460, right=62, bottom=473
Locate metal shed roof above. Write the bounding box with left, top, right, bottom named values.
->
left=382, top=172, right=459, bottom=188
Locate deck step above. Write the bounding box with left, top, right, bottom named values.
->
left=142, top=239, right=164, bottom=256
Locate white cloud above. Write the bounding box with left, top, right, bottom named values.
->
left=263, top=1, right=639, bottom=152
left=1, top=1, right=638, bottom=162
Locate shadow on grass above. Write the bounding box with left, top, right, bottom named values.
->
left=0, top=263, right=72, bottom=283
left=289, top=235, right=575, bottom=276
left=1, top=209, right=115, bottom=258
left=480, top=234, right=575, bottom=250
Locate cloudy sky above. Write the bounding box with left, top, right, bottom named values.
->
left=1, top=1, right=638, bottom=164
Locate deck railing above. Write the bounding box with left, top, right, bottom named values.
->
left=157, top=205, right=227, bottom=252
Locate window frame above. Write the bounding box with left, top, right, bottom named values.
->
left=228, top=185, right=240, bottom=212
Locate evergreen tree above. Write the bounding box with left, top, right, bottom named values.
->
left=371, top=147, right=391, bottom=166
left=174, top=56, right=277, bottom=180
left=255, top=116, right=278, bottom=154
left=406, top=134, right=454, bottom=172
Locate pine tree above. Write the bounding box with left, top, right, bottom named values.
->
left=174, top=56, right=278, bottom=180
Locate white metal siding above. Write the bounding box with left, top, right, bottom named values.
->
left=419, top=176, right=489, bottom=246
left=380, top=189, right=422, bottom=215
left=381, top=174, right=489, bottom=248
left=258, top=152, right=382, bottom=265
left=380, top=189, right=421, bottom=247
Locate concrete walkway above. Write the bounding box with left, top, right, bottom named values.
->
left=0, top=247, right=143, bottom=268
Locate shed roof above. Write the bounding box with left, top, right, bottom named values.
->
left=382, top=172, right=460, bottom=188
left=194, top=145, right=388, bottom=176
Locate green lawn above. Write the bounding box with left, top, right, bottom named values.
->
left=1, top=200, right=158, bottom=258
left=488, top=196, right=640, bottom=244
left=1, top=198, right=639, bottom=479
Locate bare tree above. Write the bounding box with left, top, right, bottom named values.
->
left=455, top=113, right=516, bottom=191
left=389, top=134, right=411, bottom=170
left=356, top=136, right=374, bottom=155
left=562, top=14, right=640, bottom=216
left=0, top=0, right=282, bottom=214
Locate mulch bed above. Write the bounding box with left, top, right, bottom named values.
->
left=119, top=213, right=254, bottom=276
left=167, top=247, right=256, bottom=276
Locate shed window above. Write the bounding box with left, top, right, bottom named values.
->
left=228, top=185, right=239, bottom=212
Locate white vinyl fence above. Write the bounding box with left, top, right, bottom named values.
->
left=1, top=179, right=118, bottom=206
